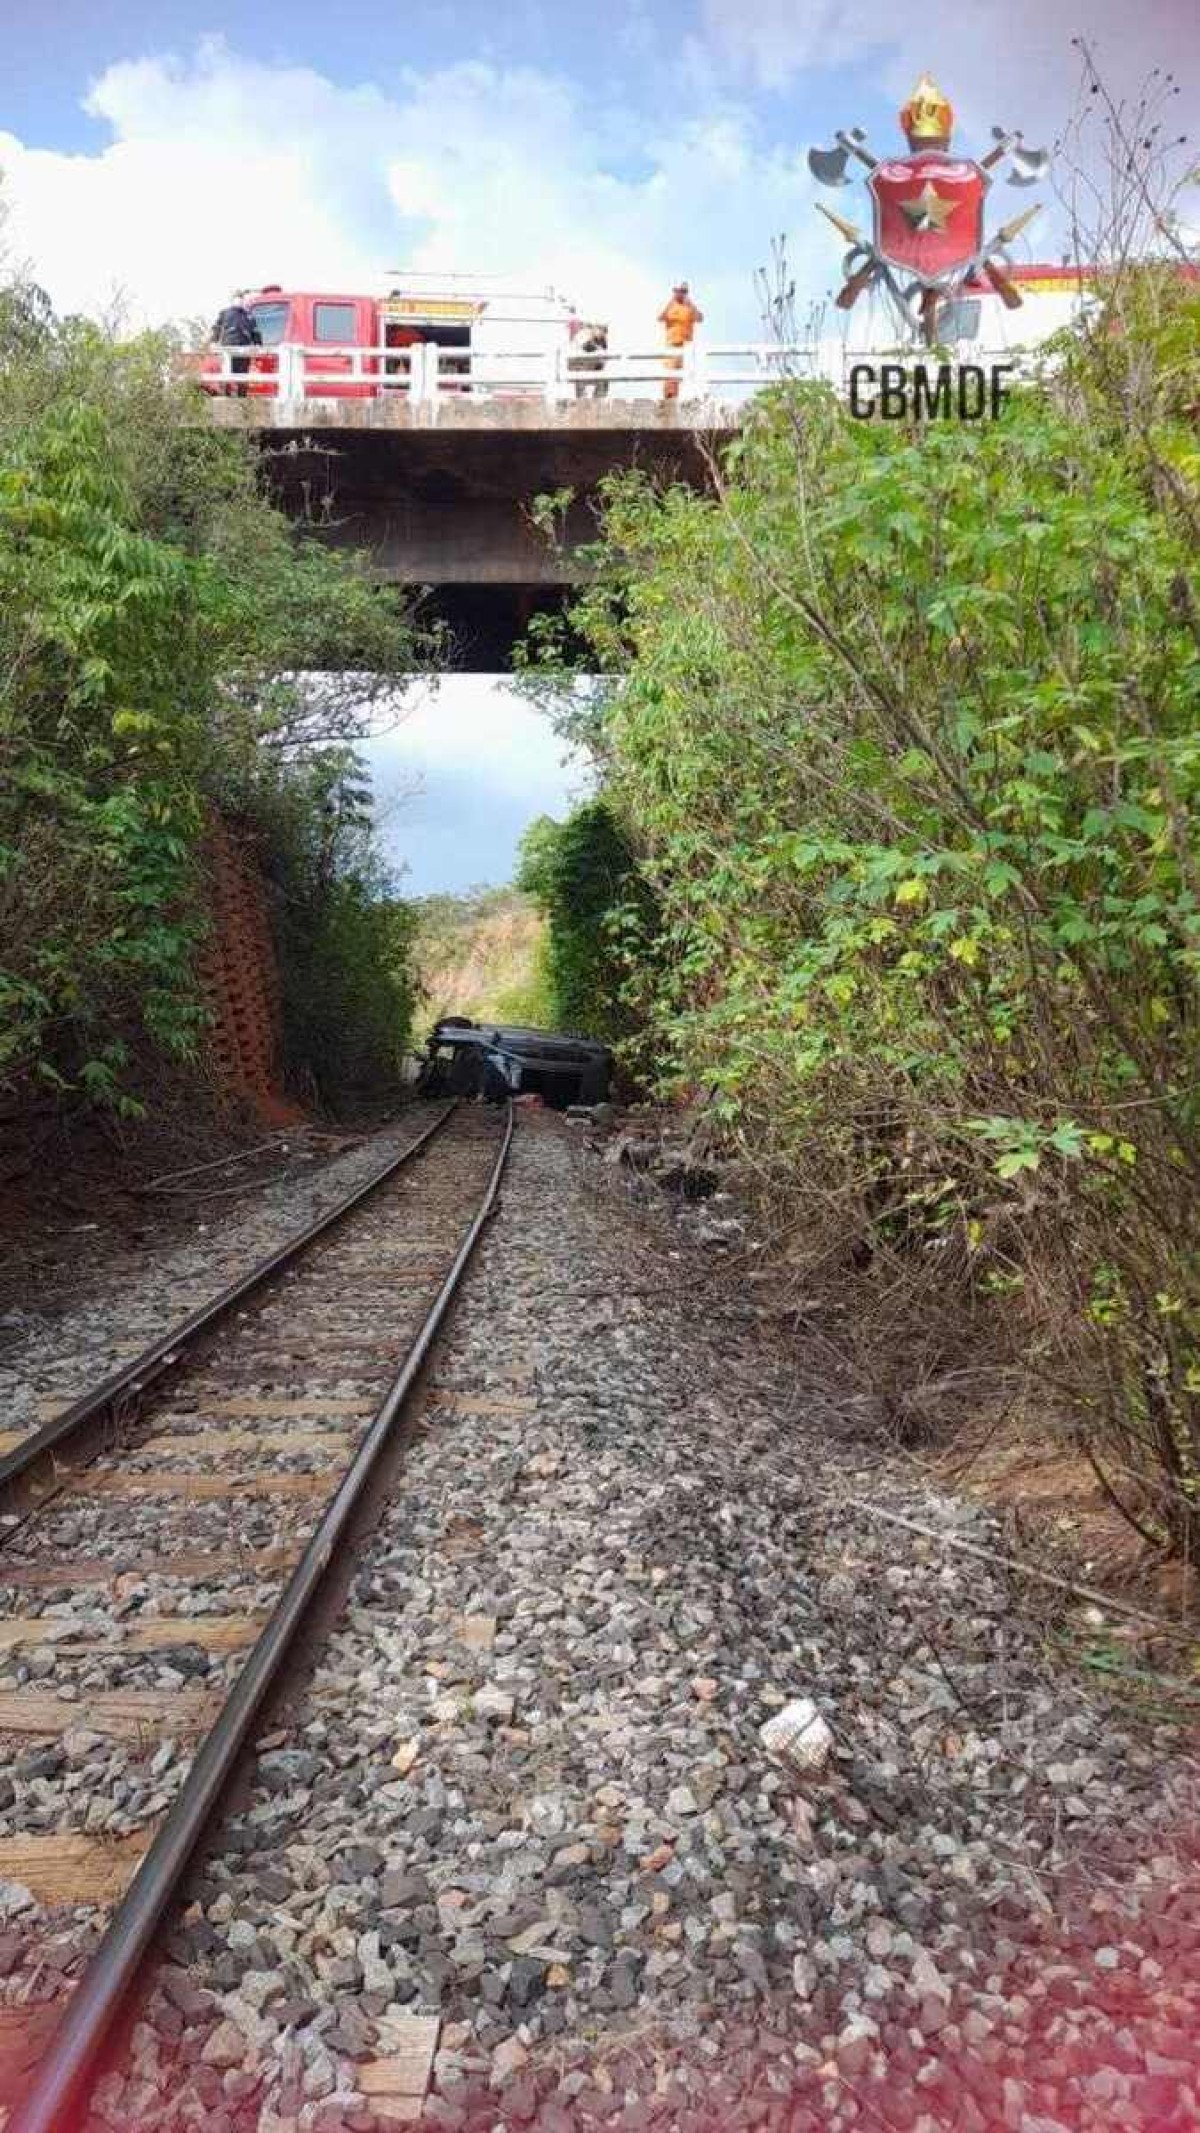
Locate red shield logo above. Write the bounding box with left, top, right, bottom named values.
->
left=867, top=151, right=988, bottom=283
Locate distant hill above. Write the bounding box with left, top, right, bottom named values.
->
left=411, top=886, right=550, bottom=1031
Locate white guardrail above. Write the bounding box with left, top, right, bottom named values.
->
left=197, top=339, right=805, bottom=404
left=194, top=338, right=1039, bottom=408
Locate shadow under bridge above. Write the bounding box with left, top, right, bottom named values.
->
left=217, top=400, right=739, bottom=672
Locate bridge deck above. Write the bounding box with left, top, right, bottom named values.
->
left=208, top=396, right=742, bottom=436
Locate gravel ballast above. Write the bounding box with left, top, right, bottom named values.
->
left=0, top=1111, right=448, bottom=1450
left=9, top=1112, right=1200, bottom=2132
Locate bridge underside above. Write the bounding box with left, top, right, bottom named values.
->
left=218, top=400, right=735, bottom=671
left=414, top=584, right=573, bottom=672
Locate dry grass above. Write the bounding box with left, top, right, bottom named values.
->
left=412, top=888, right=548, bottom=1028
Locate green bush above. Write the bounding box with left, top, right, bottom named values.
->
left=279, top=880, right=417, bottom=1112
left=0, top=394, right=210, bottom=1107
left=0, top=263, right=425, bottom=1116
left=516, top=800, right=654, bottom=1049
left=550, top=266, right=1200, bottom=1549
left=254, top=750, right=418, bottom=1111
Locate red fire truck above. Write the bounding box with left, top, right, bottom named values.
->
left=199, top=280, right=576, bottom=399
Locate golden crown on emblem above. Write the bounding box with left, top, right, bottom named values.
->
left=900, top=74, right=954, bottom=143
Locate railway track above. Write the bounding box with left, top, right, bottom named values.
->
left=0, top=1099, right=513, bottom=2132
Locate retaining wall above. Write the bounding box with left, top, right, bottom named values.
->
left=197, top=816, right=299, bottom=1122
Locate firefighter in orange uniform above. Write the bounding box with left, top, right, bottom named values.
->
left=658, top=282, right=703, bottom=399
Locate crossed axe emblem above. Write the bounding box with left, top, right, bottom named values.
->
left=809, top=98, right=1052, bottom=342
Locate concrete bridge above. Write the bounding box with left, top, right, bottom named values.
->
left=202, top=321, right=1043, bottom=665
left=210, top=388, right=745, bottom=669
left=202, top=332, right=784, bottom=668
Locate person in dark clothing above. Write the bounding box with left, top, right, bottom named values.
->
left=575, top=322, right=609, bottom=400
left=210, top=297, right=261, bottom=397
left=570, top=320, right=609, bottom=400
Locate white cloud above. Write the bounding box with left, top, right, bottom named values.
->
left=0, top=38, right=827, bottom=343
left=378, top=677, right=581, bottom=799
left=0, top=42, right=409, bottom=328
left=693, top=0, right=884, bottom=91
left=0, top=20, right=1193, bottom=344
left=697, top=0, right=1197, bottom=147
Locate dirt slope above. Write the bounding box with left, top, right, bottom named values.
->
left=412, top=887, right=548, bottom=1028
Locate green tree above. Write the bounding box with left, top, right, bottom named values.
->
left=410, top=886, right=552, bottom=1028
left=0, top=260, right=427, bottom=1116
left=516, top=800, right=655, bottom=1049
left=537, top=261, right=1200, bottom=1549
left=252, top=749, right=418, bottom=1110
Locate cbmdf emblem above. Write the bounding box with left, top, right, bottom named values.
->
left=809, top=76, right=1051, bottom=345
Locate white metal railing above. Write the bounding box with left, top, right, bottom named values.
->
left=191, top=337, right=1044, bottom=410
left=193, top=339, right=809, bottom=407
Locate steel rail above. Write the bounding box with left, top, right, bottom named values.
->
left=7, top=1099, right=515, bottom=2133
left=0, top=1101, right=458, bottom=1505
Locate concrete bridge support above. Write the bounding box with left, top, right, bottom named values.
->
left=212, top=399, right=737, bottom=670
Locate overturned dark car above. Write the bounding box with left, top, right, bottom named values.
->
left=417, top=1017, right=612, bottom=1108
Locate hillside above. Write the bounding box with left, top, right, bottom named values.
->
left=411, top=886, right=549, bottom=1030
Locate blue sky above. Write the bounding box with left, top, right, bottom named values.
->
left=2, top=0, right=1195, bottom=889
left=2, top=2, right=912, bottom=164
left=369, top=681, right=591, bottom=899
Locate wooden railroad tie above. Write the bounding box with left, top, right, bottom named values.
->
left=0, top=1545, right=299, bottom=1589
left=0, top=1686, right=220, bottom=1739
left=80, top=1470, right=338, bottom=1501
left=0, top=1830, right=153, bottom=1909
left=0, top=1614, right=268, bottom=1656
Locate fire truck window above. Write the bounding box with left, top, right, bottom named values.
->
left=313, top=303, right=359, bottom=343
left=249, top=302, right=290, bottom=345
